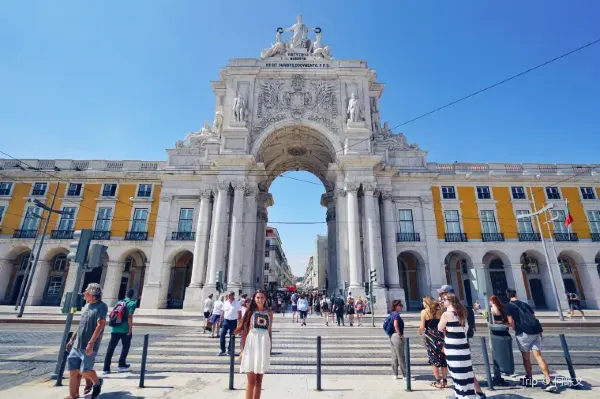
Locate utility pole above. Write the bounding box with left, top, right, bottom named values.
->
left=18, top=184, right=63, bottom=317
left=369, top=269, right=376, bottom=327
left=53, top=229, right=95, bottom=385
left=14, top=213, right=42, bottom=311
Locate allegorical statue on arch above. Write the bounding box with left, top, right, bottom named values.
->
left=260, top=15, right=332, bottom=59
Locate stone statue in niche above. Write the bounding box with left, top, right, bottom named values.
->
left=283, top=14, right=314, bottom=50
left=347, top=92, right=363, bottom=123
left=261, top=30, right=288, bottom=59
left=213, top=108, right=224, bottom=134
left=370, top=97, right=381, bottom=135
left=232, top=93, right=247, bottom=123
left=309, top=31, right=331, bottom=60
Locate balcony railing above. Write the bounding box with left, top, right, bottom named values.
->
left=445, top=233, right=468, bottom=243
left=518, top=232, right=541, bottom=242
left=396, top=232, right=420, bottom=242
left=31, top=189, right=46, bottom=196
left=50, top=229, right=74, bottom=239
left=592, top=233, right=600, bottom=242
left=482, top=233, right=505, bottom=242
left=0, top=189, right=10, bottom=196
left=125, top=231, right=148, bottom=241
left=171, top=231, right=195, bottom=241
left=555, top=233, right=579, bottom=242
left=13, top=229, right=37, bottom=239
left=92, top=230, right=111, bottom=240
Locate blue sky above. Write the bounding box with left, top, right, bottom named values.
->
left=1, top=1, right=599, bottom=275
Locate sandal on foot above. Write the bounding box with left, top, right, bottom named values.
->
left=442, top=379, right=448, bottom=388
left=430, top=380, right=444, bottom=389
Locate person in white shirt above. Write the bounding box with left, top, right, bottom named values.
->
left=297, top=294, right=309, bottom=326
left=218, top=291, right=242, bottom=356
left=209, top=295, right=225, bottom=338
left=202, top=294, right=214, bottom=334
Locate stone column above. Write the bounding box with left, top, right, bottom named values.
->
left=184, top=189, right=213, bottom=309
left=61, top=262, right=83, bottom=306
left=25, top=260, right=51, bottom=305
left=226, top=182, right=245, bottom=293
left=242, top=187, right=258, bottom=292
left=102, top=260, right=123, bottom=307
left=254, top=205, right=268, bottom=290
left=471, top=263, right=491, bottom=310
left=206, top=182, right=231, bottom=288
left=363, top=184, right=385, bottom=287
left=326, top=201, right=337, bottom=293
left=346, top=183, right=363, bottom=290
left=381, top=191, right=405, bottom=304
left=141, top=193, right=173, bottom=308
left=579, top=263, right=600, bottom=309
left=335, top=188, right=348, bottom=292
left=0, top=260, right=13, bottom=301
left=511, top=264, right=529, bottom=304
left=419, top=196, right=444, bottom=297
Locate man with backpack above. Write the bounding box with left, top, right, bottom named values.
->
left=505, top=289, right=556, bottom=392
left=103, top=289, right=136, bottom=374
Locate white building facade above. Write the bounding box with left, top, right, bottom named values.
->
left=1, top=17, right=600, bottom=312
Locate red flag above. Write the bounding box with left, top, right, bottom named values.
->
left=564, top=200, right=574, bottom=227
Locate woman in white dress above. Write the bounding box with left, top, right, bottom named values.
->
left=235, top=289, right=272, bottom=399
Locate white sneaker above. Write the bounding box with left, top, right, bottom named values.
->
left=392, top=375, right=399, bottom=380
left=582, top=316, right=586, bottom=320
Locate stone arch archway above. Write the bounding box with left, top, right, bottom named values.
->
left=168, top=250, right=193, bottom=309
left=520, top=250, right=555, bottom=309
left=557, top=250, right=587, bottom=307
left=117, top=249, right=148, bottom=304
left=444, top=250, right=475, bottom=306
left=482, top=250, right=512, bottom=303
left=397, top=250, right=426, bottom=310
left=1, top=248, right=32, bottom=305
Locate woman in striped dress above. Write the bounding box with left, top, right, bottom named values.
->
left=438, top=293, right=476, bottom=399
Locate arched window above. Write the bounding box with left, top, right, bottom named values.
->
left=52, top=253, right=68, bottom=271
left=460, top=259, right=468, bottom=275
left=124, top=256, right=134, bottom=272
left=557, top=257, right=572, bottom=274
left=19, top=253, right=31, bottom=270
left=521, top=254, right=540, bottom=274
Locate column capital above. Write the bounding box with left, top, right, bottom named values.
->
left=231, top=181, right=246, bottom=191
left=257, top=209, right=268, bottom=222
left=345, top=182, right=360, bottom=193
left=199, top=189, right=213, bottom=199
left=419, top=195, right=433, bottom=204
left=160, top=194, right=174, bottom=202
left=334, top=188, right=347, bottom=198
left=245, top=187, right=258, bottom=197
left=362, top=182, right=377, bottom=193
left=326, top=209, right=336, bottom=222
left=217, top=181, right=231, bottom=191
left=381, top=191, right=393, bottom=201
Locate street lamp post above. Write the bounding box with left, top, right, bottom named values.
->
left=17, top=184, right=64, bottom=318
left=516, top=187, right=564, bottom=321
left=14, top=212, right=42, bottom=310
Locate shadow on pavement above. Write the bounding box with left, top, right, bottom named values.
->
left=96, top=392, right=144, bottom=399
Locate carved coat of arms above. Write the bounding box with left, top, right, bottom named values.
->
left=254, top=75, right=339, bottom=134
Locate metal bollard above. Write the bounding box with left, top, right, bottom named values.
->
left=55, top=331, right=73, bottom=387
left=317, top=336, right=322, bottom=391
left=559, top=334, right=577, bottom=386
left=480, top=336, right=495, bottom=391
left=139, top=334, right=149, bottom=388
left=228, top=334, right=236, bottom=390
left=404, top=337, right=411, bottom=392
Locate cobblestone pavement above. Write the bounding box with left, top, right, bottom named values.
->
left=1, top=318, right=599, bottom=391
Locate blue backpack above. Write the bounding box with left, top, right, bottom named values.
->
left=383, top=312, right=396, bottom=337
